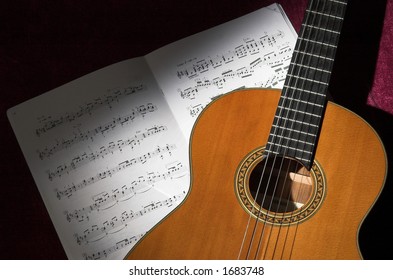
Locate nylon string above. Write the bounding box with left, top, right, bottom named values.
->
left=237, top=0, right=340, bottom=260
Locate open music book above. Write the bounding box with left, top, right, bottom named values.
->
left=7, top=3, right=296, bottom=259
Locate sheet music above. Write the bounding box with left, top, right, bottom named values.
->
left=146, top=3, right=297, bottom=139
left=7, top=58, right=190, bottom=259
left=7, top=3, right=296, bottom=260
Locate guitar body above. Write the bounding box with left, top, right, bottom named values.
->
left=127, top=89, right=386, bottom=260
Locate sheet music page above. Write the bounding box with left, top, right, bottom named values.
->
left=7, top=3, right=296, bottom=260
left=7, top=58, right=190, bottom=259
left=146, top=3, right=297, bottom=139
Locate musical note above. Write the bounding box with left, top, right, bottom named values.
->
left=64, top=161, right=187, bottom=222
left=37, top=103, right=157, bottom=160
left=178, top=44, right=293, bottom=101
left=188, top=104, right=206, bottom=118
left=35, top=84, right=145, bottom=137
left=176, top=32, right=285, bottom=80
left=253, top=64, right=289, bottom=88
left=6, top=5, right=297, bottom=259
left=74, top=191, right=186, bottom=245
left=47, top=125, right=168, bottom=181
left=83, top=232, right=145, bottom=260
left=56, top=144, right=177, bottom=200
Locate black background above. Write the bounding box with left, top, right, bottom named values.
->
left=1, top=0, right=392, bottom=259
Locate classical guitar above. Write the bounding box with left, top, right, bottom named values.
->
left=126, top=0, right=387, bottom=259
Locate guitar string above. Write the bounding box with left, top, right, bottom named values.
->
left=237, top=0, right=317, bottom=260
left=281, top=0, right=347, bottom=259
left=239, top=0, right=347, bottom=260
left=247, top=0, right=325, bottom=259
left=238, top=148, right=273, bottom=259
left=257, top=0, right=328, bottom=260
left=279, top=0, right=347, bottom=259
left=262, top=0, right=325, bottom=259
left=250, top=0, right=341, bottom=259
left=276, top=0, right=333, bottom=259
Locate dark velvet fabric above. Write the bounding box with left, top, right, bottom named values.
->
left=1, top=0, right=392, bottom=259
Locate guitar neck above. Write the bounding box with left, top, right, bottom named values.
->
left=265, top=0, right=348, bottom=169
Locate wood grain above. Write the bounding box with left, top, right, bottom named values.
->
left=126, top=88, right=386, bottom=260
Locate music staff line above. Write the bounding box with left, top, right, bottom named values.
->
left=35, top=84, right=146, bottom=137
left=176, top=31, right=286, bottom=80
left=47, top=124, right=168, bottom=181
left=37, top=103, right=157, bottom=160
left=185, top=66, right=289, bottom=119
left=75, top=191, right=186, bottom=245
left=65, top=161, right=186, bottom=223
left=83, top=232, right=145, bottom=260
left=178, top=45, right=292, bottom=101
left=55, top=144, right=177, bottom=200
left=188, top=103, right=206, bottom=118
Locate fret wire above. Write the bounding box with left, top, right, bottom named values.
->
left=302, top=23, right=341, bottom=34
left=280, top=95, right=325, bottom=108
left=266, top=0, right=347, bottom=168
left=305, top=9, right=344, bottom=20
left=283, top=86, right=325, bottom=97
left=292, top=62, right=331, bottom=74
left=298, top=37, right=337, bottom=49
left=277, top=105, right=322, bottom=118
left=298, top=0, right=327, bottom=148
left=268, top=136, right=315, bottom=147
left=272, top=122, right=319, bottom=138
left=266, top=142, right=313, bottom=155
left=328, top=0, right=347, bottom=5
left=287, top=65, right=331, bottom=87
left=272, top=124, right=318, bottom=138
left=283, top=82, right=328, bottom=101
left=269, top=0, right=323, bottom=166
left=273, top=111, right=322, bottom=134
left=297, top=32, right=339, bottom=54
left=270, top=0, right=322, bottom=159
left=267, top=142, right=314, bottom=154
left=286, top=74, right=329, bottom=86
left=273, top=116, right=319, bottom=128
left=293, top=50, right=334, bottom=61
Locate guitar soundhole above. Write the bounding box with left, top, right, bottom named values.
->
left=235, top=147, right=326, bottom=226
left=249, top=156, right=312, bottom=213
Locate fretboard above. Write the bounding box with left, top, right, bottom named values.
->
left=265, top=0, right=348, bottom=169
